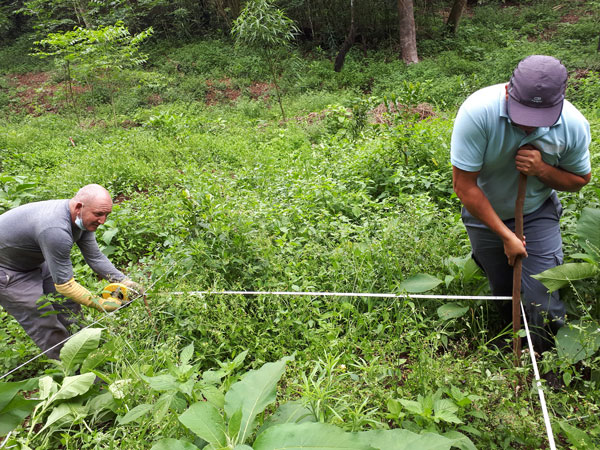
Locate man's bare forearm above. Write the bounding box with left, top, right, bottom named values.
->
left=452, top=166, right=527, bottom=265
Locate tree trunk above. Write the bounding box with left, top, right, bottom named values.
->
left=446, top=0, right=467, bottom=34
left=598, top=33, right=600, bottom=52
left=267, top=56, right=286, bottom=122
left=211, top=0, right=241, bottom=29
left=334, top=0, right=356, bottom=72
left=397, top=0, right=419, bottom=64
left=72, top=0, right=92, bottom=28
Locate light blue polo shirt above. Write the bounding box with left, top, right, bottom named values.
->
left=451, top=83, right=591, bottom=220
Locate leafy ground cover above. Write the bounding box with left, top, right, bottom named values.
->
left=1, top=1, right=600, bottom=448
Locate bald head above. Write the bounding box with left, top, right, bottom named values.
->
left=73, top=184, right=112, bottom=204
left=69, top=184, right=113, bottom=232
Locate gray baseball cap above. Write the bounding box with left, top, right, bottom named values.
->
left=507, top=55, right=567, bottom=127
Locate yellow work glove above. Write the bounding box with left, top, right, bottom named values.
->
left=54, top=278, right=122, bottom=312
left=121, top=278, right=145, bottom=296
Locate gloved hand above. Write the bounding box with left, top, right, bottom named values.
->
left=121, top=278, right=145, bottom=296
left=56, top=278, right=122, bottom=312
left=93, top=296, right=122, bottom=312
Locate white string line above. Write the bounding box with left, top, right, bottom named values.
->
left=521, top=301, right=556, bottom=450
left=0, top=431, right=11, bottom=449
left=165, top=290, right=513, bottom=301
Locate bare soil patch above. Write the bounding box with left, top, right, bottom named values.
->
left=369, top=102, right=436, bottom=124
left=5, top=71, right=91, bottom=116
left=205, top=78, right=240, bottom=105
left=249, top=82, right=272, bottom=100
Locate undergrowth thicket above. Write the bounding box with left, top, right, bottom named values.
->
left=1, top=0, right=600, bottom=448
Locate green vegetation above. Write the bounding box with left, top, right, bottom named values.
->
left=1, top=0, right=600, bottom=448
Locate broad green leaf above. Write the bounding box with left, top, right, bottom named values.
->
left=386, top=398, right=403, bottom=418
left=558, top=420, right=595, bottom=448
left=171, top=392, right=188, bottom=412
left=400, top=274, right=443, bottom=293
left=150, top=438, right=200, bottom=450
left=179, top=402, right=227, bottom=446
left=202, top=369, right=226, bottom=385
left=87, top=391, right=117, bottom=415
left=253, top=422, right=374, bottom=450
left=141, top=373, right=180, bottom=392
left=228, top=407, right=243, bottom=440
left=0, top=395, right=39, bottom=436
left=399, top=399, right=423, bottom=415
left=356, top=429, right=454, bottom=450
left=153, top=391, right=176, bottom=424
left=40, top=402, right=75, bottom=432
left=59, top=328, right=102, bottom=374
left=202, top=385, right=225, bottom=409
left=462, top=258, right=482, bottom=282
left=81, top=348, right=110, bottom=373
left=444, top=275, right=454, bottom=288
left=258, top=400, right=314, bottom=435
left=0, top=378, right=38, bottom=411
left=39, top=376, right=57, bottom=400
left=178, top=378, right=195, bottom=397
left=118, top=404, right=153, bottom=425
left=224, top=355, right=293, bottom=443
left=234, top=446, right=253, bottom=450
left=180, top=343, right=194, bottom=365
left=442, top=431, right=477, bottom=450
left=577, top=207, right=600, bottom=261
left=437, top=303, right=469, bottom=320
left=54, top=373, right=96, bottom=401
left=569, top=252, right=597, bottom=264
left=556, top=321, right=600, bottom=364
left=532, top=263, right=599, bottom=293
left=231, top=349, right=249, bottom=368
left=433, top=399, right=462, bottom=424
left=101, top=228, right=118, bottom=245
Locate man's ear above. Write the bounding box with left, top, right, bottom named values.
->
left=74, top=202, right=84, bottom=214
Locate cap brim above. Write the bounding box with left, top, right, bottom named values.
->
left=507, top=96, right=563, bottom=127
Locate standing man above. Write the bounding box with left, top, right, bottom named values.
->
left=451, top=55, right=592, bottom=354
left=0, top=184, right=143, bottom=359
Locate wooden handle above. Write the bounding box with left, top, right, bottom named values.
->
left=512, top=173, right=527, bottom=366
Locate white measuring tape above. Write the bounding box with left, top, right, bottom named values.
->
left=521, top=301, right=556, bottom=450
left=0, top=289, right=555, bottom=448
left=166, top=290, right=513, bottom=300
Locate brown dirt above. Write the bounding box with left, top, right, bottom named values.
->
left=205, top=78, right=240, bottom=105
left=291, top=102, right=435, bottom=127
left=120, top=119, right=141, bottom=128
left=146, top=93, right=163, bottom=106
left=5, top=72, right=88, bottom=116
left=204, top=79, right=273, bottom=105
left=560, top=13, right=580, bottom=24
left=292, top=110, right=329, bottom=125
left=573, top=68, right=590, bottom=79
left=249, top=82, right=272, bottom=100
left=369, top=102, right=436, bottom=124
left=114, top=193, right=131, bottom=204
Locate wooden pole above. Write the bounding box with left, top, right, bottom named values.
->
left=513, top=173, right=527, bottom=366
